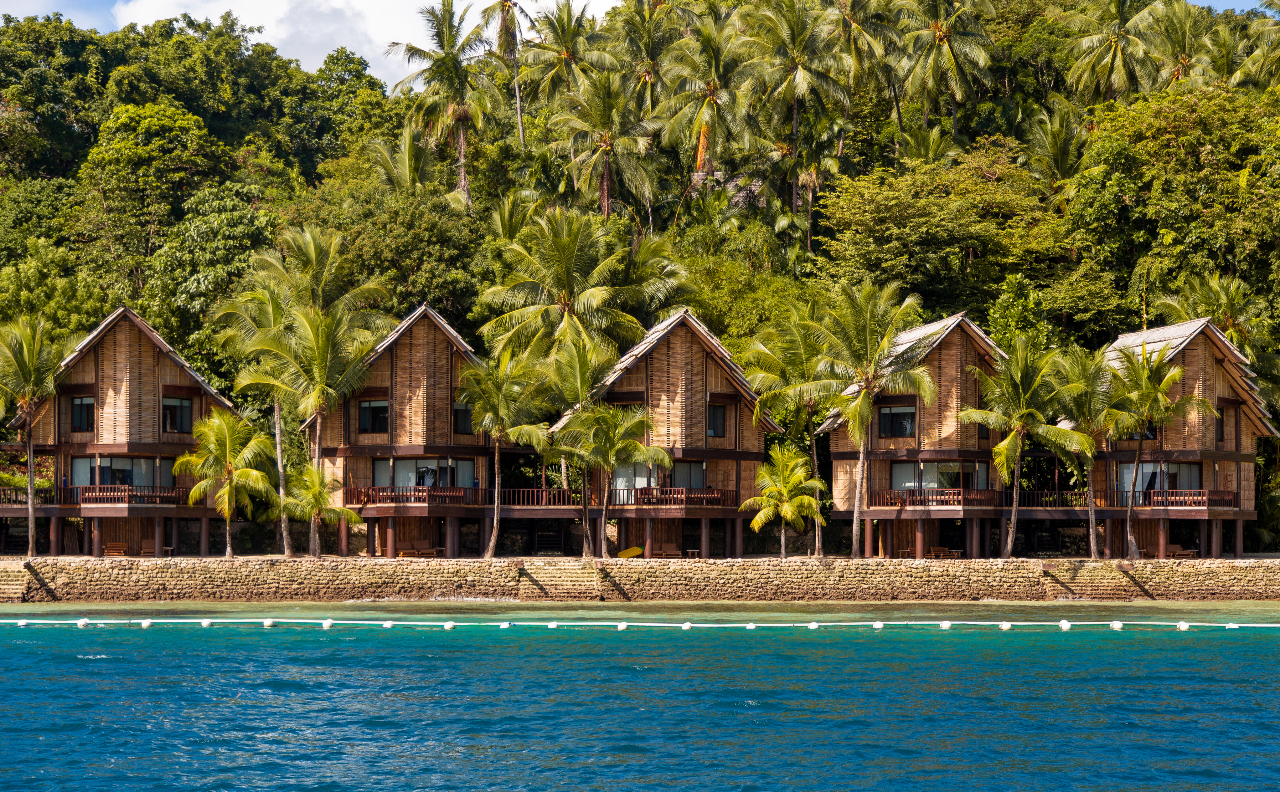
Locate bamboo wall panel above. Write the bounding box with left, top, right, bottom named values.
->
left=345, top=456, right=372, bottom=488
left=69, top=355, right=94, bottom=385
left=102, top=517, right=146, bottom=556
left=321, top=405, right=346, bottom=448
left=707, top=361, right=733, bottom=394
left=706, top=400, right=737, bottom=449
left=97, top=321, right=159, bottom=444
left=706, top=459, right=735, bottom=491
left=366, top=355, right=391, bottom=388
left=738, top=394, right=763, bottom=452
left=739, top=460, right=761, bottom=500
left=648, top=327, right=705, bottom=449
left=832, top=460, right=855, bottom=510
left=322, top=457, right=344, bottom=507
left=393, top=323, right=424, bottom=445
left=32, top=399, right=54, bottom=444
left=1242, top=463, right=1256, bottom=510
left=831, top=426, right=853, bottom=452
left=615, top=363, right=645, bottom=391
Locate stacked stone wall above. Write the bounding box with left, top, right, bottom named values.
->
left=9, top=557, right=1280, bottom=603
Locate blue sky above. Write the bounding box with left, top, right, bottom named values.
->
left=7, top=0, right=1268, bottom=85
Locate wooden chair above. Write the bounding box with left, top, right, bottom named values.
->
left=104, top=542, right=127, bottom=557
left=927, top=546, right=961, bottom=559
left=140, top=539, right=172, bottom=558
left=1167, top=544, right=1199, bottom=559
left=413, top=540, right=445, bottom=557
left=652, top=542, right=681, bottom=559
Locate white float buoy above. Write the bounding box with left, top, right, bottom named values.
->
left=263, top=619, right=275, bottom=628
left=499, top=622, right=510, bottom=629
left=872, top=621, right=884, bottom=630
left=382, top=621, right=393, bottom=629
left=547, top=622, right=558, bottom=629
left=939, top=621, right=951, bottom=630
left=1111, top=621, right=1123, bottom=631
left=1177, top=621, right=1190, bottom=631
left=1060, top=620, right=1071, bottom=631
left=617, top=622, right=628, bottom=631
left=681, top=622, right=692, bottom=631
left=140, top=619, right=152, bottom=629
left=77, top=618, right=89, bottom=629
left=321, top=619, right=333, bottom=630
left=201, top=619, right=212, bottom=628
left=1226, top=623, right=1239, bottom=629
left=745, top=623, right=756, bottom=630
left=808, top=622, right=819, bottom=630
left=443, top=621, right=455, bottom=630
left=999, top=622, right=1012, bottom=631
left=16, top=620, right=27, bottom=627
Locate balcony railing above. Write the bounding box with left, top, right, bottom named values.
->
left=612, top=487, right=738, bottom=507
left=500, top=488, right=591, bottom=507
left=0, top=487, right=58, bottom=505
left=868, top=489, right=1000, bottom=508
left=344, top=486, right=488, bottom=506
left=1004, top=490, right=1099, bottom=509
left=0, top=486, right=196, bottom=506
left=1103, top=490, right=1239, bottom=509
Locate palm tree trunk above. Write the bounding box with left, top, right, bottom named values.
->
left=600, top=470, right=612, bottom=559
left=25, top=423, right=35, bottom=559
left=808, top=411, right=822, bottom=557
left=1004, top=454, right=1022, bottom=558
left=457, top=127, right=472, bottom=207
left=837, top=101, right=850, bottom=158
left=1087, top=472, right=1099, bottom=560
left=891, top=82, right=904, bottom=132
left=581, top=465, right=593, bottom=558
left=851, top=434, right=866, bottom=558
left=310, top=514, right=320, bottom=559
left=601, top=152, right=611, bottom=217
left=696, top=123, right=710, bottom=173
left=791, top=100, right=799, bottom=213
left=951, top=96, right=958, bottom=135
left=313, top=411, right=323, bottom=469
left=225, top=504, right=235, bottom=559
left=560, top=457, right=569, bottom=489
left=805, top=182, right=814, bottom=252
left=485, top=441, right=501, bottom=559
left=513, top=54, right=526, bottom=148
left=780, top=524, right=787, bottom=560
left=274, top=401, right=292, bottom=558
left=310, top=410, right=322, bottom=558
left=1125, top=438, right=1142, bottom=560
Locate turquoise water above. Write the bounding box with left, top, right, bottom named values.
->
left=4, top=601, right=1280, bottom=790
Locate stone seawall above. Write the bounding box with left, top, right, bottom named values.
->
left=7, top=557, right=1280, bottom=603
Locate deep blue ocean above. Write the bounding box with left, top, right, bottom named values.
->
left=4, top=600, right=1280, bottom=791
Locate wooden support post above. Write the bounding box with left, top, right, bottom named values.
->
left=170, top=518, right=179, bottom=557
left=481, top=515, right=492, bottom=553
left=1199, top=520, right=1208, bottom=559
left=385, top=517, right=396, bottom=559
left=864, top=519, right=874, bottom=560
left=734, top=517, right=744, bottom=558
left=644, top=518, right=653, bottom=559
left=723, top=519, right=731, bottom=558
left=885, top=520, right=894, bottom=559
left=1157, top=519, right=1168, bottom=560
left=48, top=516, right=60, bottom=557
left=154, top=517, right=164, bottom=559
left=338, top=517, right=348, bottom=557
left=450, top=517, right=461, bottom=558
left=92, top=517, right=103, bottom=557
left=1103, top=519, right=1112, bottom=559
left=1235, top=518, right=1244, bottom=559
left=199, top=517, right=209, bottom=557
left=700, top=518, right=710, bottom=559
left=1211, top=519, right=1222, bottom=559
left=915, top=520, right=925, bottom=560
left=619, top=520, right=628, bottom=553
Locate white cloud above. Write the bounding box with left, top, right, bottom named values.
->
left=109, top=0, right=620, bottom=86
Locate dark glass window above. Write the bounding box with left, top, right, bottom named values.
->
left=1216, top=414, right=1225, bottom=442
left=162, top=397, right=192, bottom=434
left=71, top=397, right=94, bottom=433
left=453, top=402, right=473, bottom=435
left=672, top=461, right=705, bottom=489
left=879, top=406, right=916, bottom=438
left=359, top=400, right=389, bottom=434
left=977, top=424, right=989, bottom=440
left=707, top=404, right=727, bottom=437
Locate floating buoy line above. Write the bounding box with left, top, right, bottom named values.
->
left=0, top=618, right=1270, bottom=631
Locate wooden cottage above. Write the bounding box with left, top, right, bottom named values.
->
left=818, top=314, right=1006, bottom=560
left=8, top=307, right=232, bottom=557
left=320, top=304, right=492, bottom=558
left=550, top=309, right=782, bottom=558
left=1083, top=318, right=1276, bottom=558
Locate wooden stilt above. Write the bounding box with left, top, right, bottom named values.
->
left=170, top=518, right=179, bottom=557
left=481, top=515, right=492, bottom=553
left=92, top=517, right=103, bottom=557
left=645, top=518, right=653, bottom=559
left=700, top=518, right=710, bottom=559
left=199, top=517, right=209, bottom=557
left=1212, top=519, right=1222, bottom=558
left=1235, top=518, right=1244, bottom=559
left=154, top=517, right=164, bottom=558
left=1199, top=520, right=1208, bottom=559
left=734, top=517, right=743, bottom=558
left=1103, top=519, right=1112, bottom=559
left=338, top=517, right=349, bottom=557
left=915, top=520, right=924, bottom=560
left=1157, top=519, right=1168, bottom=559
left=49, top=516, right=60, bottom=557
left=864, top=519, right=874, bottom=559
left=619, top=519, right=628, bottom=553
left=385, top=517, right=396, bottom=559
left=446, top=517, right=459, bottom=558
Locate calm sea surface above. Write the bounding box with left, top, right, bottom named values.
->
left=4, top=600, right=1280, bottom=791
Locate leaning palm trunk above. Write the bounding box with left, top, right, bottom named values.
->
left=310, top=410, right=323, bottom=558
left=456, top=127, right=472, bottom=206
left=225, top=505, right=235, bottom=559
left=25, top=416, right=35, bottom=558
left=580, top=466, right=593, bottom=558
left=1087, top=473, right=1099, bottom=560
left=1004, top=455, right=1022, bottom=558
left=780, top=523, right=788, bottom=560
left=274, top=401, right=292, bottom=557
left=600, top=474, right=612, bottom=559
left=850, top=435, right=867, bottom=558
left=1125, top=437, right=1143, bottom=560
left=512, top=56, right=525, bottom=147
left=485, top=442, right=501, bottom=559
left=808, top=411, right=822, bottom=557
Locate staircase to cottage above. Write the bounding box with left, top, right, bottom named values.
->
left=517, top=559, right=601, bottom=600
left=0, top=562, right=28, bottom=603
left=533, top=529, right=564, bottom=554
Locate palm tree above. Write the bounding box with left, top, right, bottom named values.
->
left=480, top=207, right=644, bottom=357
left=366, top=119, right=439, bottom=196
left=742, top=301, right=837, bottom=555
left=1050, top=345, right=1115, bottom=559
left=283, top=463, right=365, bottom=556
left=213, top=282, right=297, bottom=557
left=249, top=225, right=391, bottom=317
left=0, top=317, right=71, bottom=558
left=521, top=0, right=616, bottom=102
left=658, top=8, right=756, bottom=174
left=740, top=443, right=826, bottom=560
left=897, top=0, right=994, bottom=133
left=1198, top=23, right=1250, bottom=85
left=1108, top=344, right=1213, bottom=560
left=834, top=0, right=895, bottom=156
left=812, top=280, right=937, bottom=557
left=900, top=125, right=962, bottom=164
left=748, top=0, right=848, bottom=211
left=174, top=408, right=276, bottom=560
left=389, top=0, right=495, bottom=205
left=613, top=0, right=678, bottom=117
left=456, top=350, right=552, bottom=559
left=548, top=71, right=653, bottom=217
left=959, top=337, right=1093, bottom=558
left=481, top=0, right=535, bottom=146
left=560, top=404, right=671, bottom=558
left=1019, top=94, right=1089, bottom=205
left=544, top=336, right=616, bottom=510
left=616, top=234, right=691, bottom=328
left=1143, top=0, right=1212, bottom=86
left=1065, top=0, right=1161, bottom=103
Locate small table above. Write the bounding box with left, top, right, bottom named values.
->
left=686, top=549, right=701, bottom=559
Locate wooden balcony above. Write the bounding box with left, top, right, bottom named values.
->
left=1101, top=490, right=1239, bottom=509
left=868, top=489, right=1000, bottom=508
left=610, top=487, right=738, bottom=508
left=71, top=486, right=192, bottom=505
left=499, top=488, right=591, bottom=507
left=0, top=487, right=58, bottom=505
left=344, top=486, right=488, bottom=506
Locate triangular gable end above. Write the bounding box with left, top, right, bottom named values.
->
left=364, top=304, right=480, bottom=368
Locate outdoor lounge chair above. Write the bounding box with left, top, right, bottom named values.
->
left=652, top=542, right=681, bottom=559
left=104, top=542, right=127, bottom=557
left=927, top=546, right=961, bottom=559
left=1167, top=544, right=1199, bottom=559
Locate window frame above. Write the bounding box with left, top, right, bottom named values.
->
left=358, top=400, right=389, bottom=434
left=452, top=402, right=474, bottom=435
left=878, top=405, right=917, bottom=438
left=71, top=396, right=94, bottom=433
left=707, top=403, right=727, bottom=438
left=161, top=397, right=192, bottom=434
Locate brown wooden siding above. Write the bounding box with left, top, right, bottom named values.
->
left=97, top=320, right=159, bottom=444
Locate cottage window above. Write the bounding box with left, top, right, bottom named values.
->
left=1216, top=414, right=1225, bottom=442
left=71, top=457, right=93, bottom=486
left=672, top=461, right=705, bottom=489
left=879, top=406, right=916, bottom=438
left=71, top=397, right=94, bottom=433
left=890, top=462, right=917, bottom=490
left=96, top=457, right=154, bottom=487
left=453, top=402, right=474, bottom=435
left=707, top=404, right=727, bottom=437
left=612, top=463, right=653, bottom=490
left=162, top=397, right=192, bottom=434
left=456, top=459, right=476, bottom=489
left=359, top=400, right=389, bottom=434
left=977, top=424, right=989, bottom=440
left=373, top=459, right=391, bottom=487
